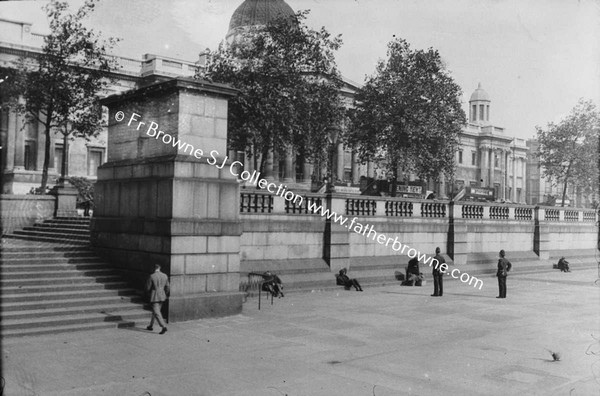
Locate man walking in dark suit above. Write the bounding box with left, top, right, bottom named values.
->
left=146, top=264, right=170, bottom=334
left=431, top=247, right=445, bottom=297
left=496, top=250, right=512, bottom=298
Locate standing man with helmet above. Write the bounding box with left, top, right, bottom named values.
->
left=496, top=250, right=512, bottom=298
left=431, top=247, right=445, bottom=297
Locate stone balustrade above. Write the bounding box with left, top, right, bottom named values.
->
left=238, top=190, right=598, bottom=224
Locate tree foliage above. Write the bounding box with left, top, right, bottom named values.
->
left=4, top=0, right=118, bottom=189
left=198, top=11, right=345, bottom=173
left=536, top=99, right=600, bottom=206
left=347, top=38, right=465, bottom=188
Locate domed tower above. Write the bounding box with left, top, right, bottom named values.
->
left=226, top=0, right=295, bottom=42
left=469, top=83, right=491, bottom=125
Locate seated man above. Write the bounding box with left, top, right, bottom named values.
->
left=335, top=268, right=363, bottom=291
left=557, top=257, right=570, bottom=272
left=261, top=271, right=284, bottom=298
left=405, top=257, right=423, bottom=286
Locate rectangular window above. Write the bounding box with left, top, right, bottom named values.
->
left=87, top=148, right=104, bottom=176
left=479, top=104, right=484, bottom=120
left=472, top=105, right=476, bottom=121
left=494, top=154, right=499, bottom=168
left=24, top=140, right=36, bottom=170
left=517, top=188, right=522, bottom=203
left=486, top=105, right=490, bottom=121
left=54, top=145, right=64, bottom=175
left=458, top=151, right=463, bottom=164
left=471, top=151, right=477, bottom=166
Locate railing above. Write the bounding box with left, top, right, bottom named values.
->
left=515, top=207, right=533, bottom=220
left=385, top=200, right=412, bottom=217
left=583, top=210, right=597, bottom=223
left=544, top=209, right=559, bottom=221
left=422, top=202, right=446, bottom=217
left=238, top=191, right=598, bottom=224
left=462, top=204, right=484, bottom=219
left=346, top=198, right=376, bottom=216
left=240, top=192, right=273, bottom=213
left=286, top=195, right=322, bottom=215
left=489, top=206, right=509, bottom=220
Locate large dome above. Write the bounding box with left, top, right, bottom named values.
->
left=228, top=0, right=295, bottom=34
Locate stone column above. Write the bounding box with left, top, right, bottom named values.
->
left=302, top=160, right=312, bottom=184
left=336, top=142, right=345, bottom=182
left=480, top=147, right=488, bottom=186
left=93, top=78, right=243, bottom=322
left=351, top=151, right=359, bottom=184
left=512, top=155, right=517, bottom=202
left=263, top=149, right=274, bottom=181
left=14, top=110, right=25, bottom=168
left=3, top=108, right=15, bottom=170
left=283, top=149, right=295, bottom=183
left=367, top=161, right=374, bottom=178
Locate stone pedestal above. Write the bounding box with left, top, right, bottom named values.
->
left=93, top=78, right=243, bottom=322
left=50, top=185, right=78, bottom=218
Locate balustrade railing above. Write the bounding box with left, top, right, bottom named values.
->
left=462, top=204, right=484, bottom=219
left=286, top=195, right=322, bottom=215
left=583, top=210, right=597, bottom=222
left=489, top=206, right=509, bottom=219
left=238, top=191, right=597, bottom=224
left=515, top=207, right=533, bottom=220
left=385, top=200, right=413, bottom=217
left=240, top=192, right=273, bottom=213
left=422, top=202, right=446, bottom=217
left=544, top=209, right=560, bottom=221
left=346, top=198, right=377, bottom=216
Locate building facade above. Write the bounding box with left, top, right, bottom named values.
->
left=1, top=1, right=528, bottom=203
left=0, top=17, right=199, bottom=194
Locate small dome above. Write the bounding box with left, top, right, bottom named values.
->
left=470, top=83, right=490, bottom=102
left=228, top=0, right=295, bottom=33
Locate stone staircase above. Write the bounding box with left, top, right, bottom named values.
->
left=1, top=218, right=149, bottom=338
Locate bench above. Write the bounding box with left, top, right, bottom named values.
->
left=239, top=272, right=275, bottom=310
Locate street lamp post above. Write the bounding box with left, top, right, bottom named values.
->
left=327, top=127, right=340, bottom=193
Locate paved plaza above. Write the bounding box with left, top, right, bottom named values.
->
left=3, top=268, right=600, bottom=396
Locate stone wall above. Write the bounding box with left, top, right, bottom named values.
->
left=0, top=194, right=55, bottom=235
left=238, top=192, right=598, bottom=273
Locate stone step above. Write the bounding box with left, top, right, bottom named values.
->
left=2, top=281, right=129, bottom=294
left=2, top=300, right=148, bottom=321
left=0, top=275, right=122, bottom=287
left=1, top=259, right=107, bottom=270
left=1, top=294, right=144, bottom=312
left=33, top=223, right=90, bottom=231
left=2, top=288, right=138, bottom=303
left=3, top=234, right=89, bottom=245
left=1, top=268, right=116, bottom=280
left=1, top=251, right=98, bottom=259
left=0, top=309, right=148, bottom=334
left=26, top=226, right=90, bottom=235
left=13, top=230, right=90, bottom=239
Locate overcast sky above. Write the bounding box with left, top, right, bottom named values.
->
left=2, top=0, right=599, bottom=140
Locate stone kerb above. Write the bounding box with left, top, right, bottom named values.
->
left=94, top=78, right=244, bottom=322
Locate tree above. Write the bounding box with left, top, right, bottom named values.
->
left=347, top=38, right=465, bottom=195
left=536, top=99, right=600, bottom=207
left=198, top=11, right=345, bottom=175
left=5, top=0, right=118, bottom=190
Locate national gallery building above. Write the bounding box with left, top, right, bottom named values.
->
left=1, top=0, right=530, bottom=203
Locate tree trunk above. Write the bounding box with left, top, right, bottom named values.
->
left=40, top=124, right=51, bottom=190
left=390, top=162, right=398, bottom=197
left=561, top=162, right=572, bottom=207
